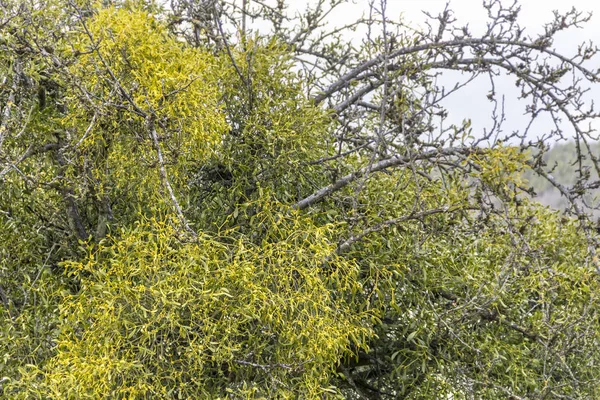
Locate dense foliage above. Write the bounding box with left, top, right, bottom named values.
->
left=1, top=0, right=599, bottom=398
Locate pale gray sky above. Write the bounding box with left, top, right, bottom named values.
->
left=238, top=0, right=600, bottom=143
left=317, top=0, right=600, bottom=143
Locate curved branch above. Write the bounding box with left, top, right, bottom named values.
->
left=337, top=205, right=458, bottom=253
left=293, top=147, right=477, bottom=210
left=314, top=37, right=599, bottom=104
left=148, top=118, right=197, bottom=238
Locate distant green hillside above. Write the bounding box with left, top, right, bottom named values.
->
left=525, top=140, right=600, bottom=215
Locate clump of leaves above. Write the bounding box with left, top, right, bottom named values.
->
left=14, top=210, right=370, bottom=398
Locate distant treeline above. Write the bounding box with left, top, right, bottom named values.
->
left=526, top=140, right=600, bottom=215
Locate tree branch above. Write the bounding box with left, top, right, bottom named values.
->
left=148, top=117, right=197, bottom=238
left=293, top=147, right=477, bottom=210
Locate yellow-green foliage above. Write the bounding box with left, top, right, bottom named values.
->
left=0, top=185, right=67, bottom=382
left=218, top=39, right=332, bottom=190
left=469, top=145, right=530, bottom=189
left=2, top=2, right=600, bottom=399
left=189, top=39, right=336, bottom=230
left=345, top=185, right=600, bottom=398
left=15, top=211, right=369, bottom=398
left=71, top=6, right=226, bottom=152
left=62, top=6, right=228, bottom=222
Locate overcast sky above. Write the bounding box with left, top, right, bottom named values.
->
left=289, top=0, right=600, bottom=144
left=334, top=0, right=599, bottom=36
